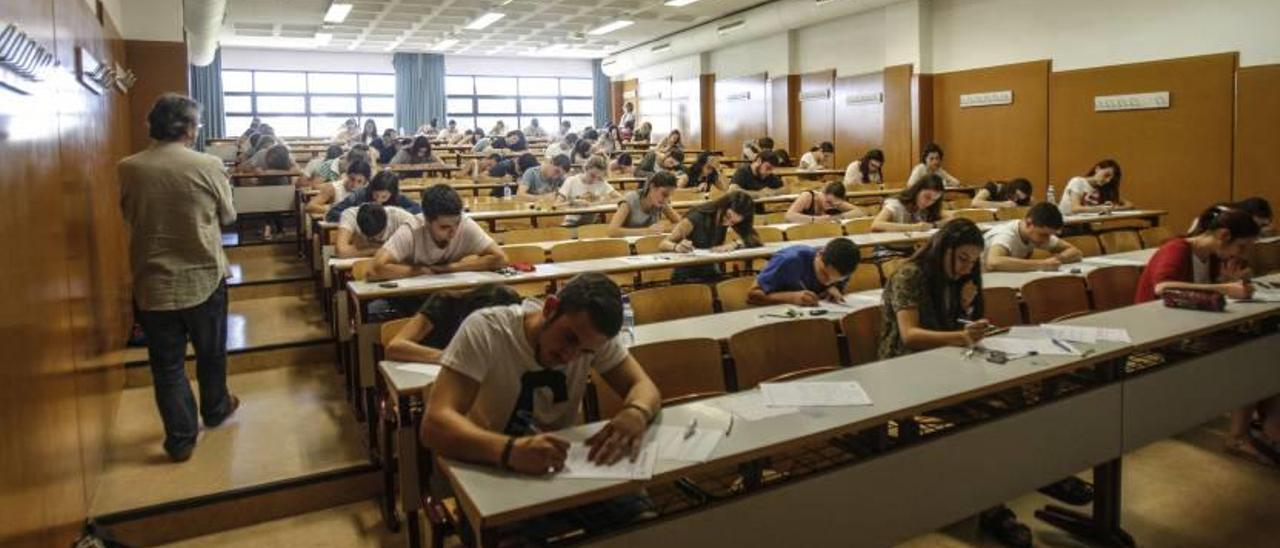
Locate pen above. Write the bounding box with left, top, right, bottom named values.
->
left=683, top=418, right=698, bottom=440
left=725, top=415, right=734, bottom=437
left=515, top=410, right=543, bottom=435
left=1049, top=337, right=1075, bottom=354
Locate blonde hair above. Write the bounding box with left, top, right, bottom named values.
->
left=584, top=154, right=608, bottom=173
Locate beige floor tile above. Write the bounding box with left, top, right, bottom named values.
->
left=163, top=500, right=405, bottom=548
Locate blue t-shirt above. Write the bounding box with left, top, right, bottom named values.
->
left=756, top=245, right=846, bottom=294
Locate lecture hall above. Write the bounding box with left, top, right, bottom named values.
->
left=5, top=0, right=1280, bottom=546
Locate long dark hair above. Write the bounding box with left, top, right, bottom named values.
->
left=409, top=136, right=433, bottom=161
left=689, top=151, right=715, bottom=180
left=689, top=190, right=759, bottom=247
left=985, top=178, right=1034, bottom=206
left=895, top=174, right=946, bottom=222
left=859, top=149, right=884, bottom=181
left=908, top=218, right=985, bottom=330
left=420, top=284, right=521, bottom=344
left=1187, top=205, right=1261, bottom=239
left=1085, top=159, right=1122, bottom=203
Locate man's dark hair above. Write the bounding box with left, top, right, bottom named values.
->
left=355, top=203, right=388, bottom=237
left=325, top=144, right=344, bottom=160
left=665, top=149, right=685, bottom=165
left=422, top=183, right=464, bottom=220
left=822, top=238, right=860, bottom=277
left=368, top=170, right=401, bottom=196
left=550, top=154, right=572, bottom=170
left=347, top=159, right=372, bottom=179
left=757, top=149, right=780, bottom=167
left=1026, top=202, right=1065, bottom=229
left=582, top=128, right=599, bottom=141
left=147, top=93, right=201, bottom=141
left=615, top=153, right=633, bottom=167
left=516, top=152, right=540, bottom=173
left=486, top=153, right=503, bottom=163
left=758, top=136, right=775, bottom=150
left=553, top=273, right=624, bottom=337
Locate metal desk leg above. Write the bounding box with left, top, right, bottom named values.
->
left=357, top=320, right=381, bottom=455
left=378, top=377, right=400, bottom=532
left=398, top=396, right=425, bottom=548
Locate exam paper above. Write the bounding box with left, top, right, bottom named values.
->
left=981, top=336, right=1080, bottom=356
left=713, top=392, right=798, bottom=421
left=394, top=363, right=441, bottom=377
left=653, top=425, right=724, bottom=462
left=1008, top=325, right=1131, bottom=344
left=760, top=381, right=873, bottom=407
left=559, top=440, right=659, bottom=480
left=1082, top=256, right=1145, bottom=267
left=1246, top=289, right=1280, bottom=302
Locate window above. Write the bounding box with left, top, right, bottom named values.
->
left=445, top=75, right=594, bottom=134
left=221, top=69, right=396, bottom=138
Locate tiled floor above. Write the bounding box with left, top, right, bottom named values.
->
left=91, top=365, right=368, bottom=515
left=122, top=294, right=329, bottom=363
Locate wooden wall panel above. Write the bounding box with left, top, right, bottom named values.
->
left=1050, top=53, right=1236, bottom=230
left=932, top=60, right=1049, bottom=187
left=621, top=79, right=638, bottom=120
left=911, top=73, right=934, bottom=169
left=833, top=71, right=885, bottom=170
left=882, top=64, right=914, bottom=184
left=671, top=77, right=701, bottom=149
left=715, top=73, right=767, bottom=158
left=699, top=74, right=715, bottom=150
left=1234, top=65, right=1280, bottom=207
left=767, top=75, right=800, bottom=157
left=609, top=80, right=625, bottom=125
left=124, top=40, right=188, bottom=153
left=798, top=69, right=835, bottom=154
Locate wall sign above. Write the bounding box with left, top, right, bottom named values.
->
left=799, top=89, right=831, bottom=102
left=845, top=92, right=883, bottom=105
left=726, top=91, right=751, bottom=102
left=959, top=90, right=1013, bottom=108
left=1094, top=91, right=1170, bottom=112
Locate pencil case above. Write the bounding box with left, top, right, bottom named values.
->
left=1162, top=288, right=1226, bottom=312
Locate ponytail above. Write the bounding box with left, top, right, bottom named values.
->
left=1189, top=205, right=1260, bottom=240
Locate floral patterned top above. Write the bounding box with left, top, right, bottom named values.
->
left=879, top=261, right=973, bottom=360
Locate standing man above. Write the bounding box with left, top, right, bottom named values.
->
left=118, top=94, right=239, bottom=462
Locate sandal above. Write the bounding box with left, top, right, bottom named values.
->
left=1225, top=435, right=1278, bottom=467
left=1038, top=476, right=1094, bottom=506
left=979, top=506, right=1032, bottom=548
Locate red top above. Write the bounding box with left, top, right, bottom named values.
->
left=1134, top=238, right=1220, bottom=303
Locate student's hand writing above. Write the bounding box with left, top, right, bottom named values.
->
left=1222, top=257, right=1250, bottom=281
left=915, top=222, right=934, bottom=231
left=793, top=291, right=820, bottom=307
left=962, top=319, right=992, bottom=346
left=508, top=434, right=571, bottom=475
left=1040, top=257, right=1063, bottom=271
left=674, top=240, right=695, bottom=253
left=712, top=243, right=738, bottom=253
left=1224, top=280, right=1254, bottom=300
left=824, top=287, right=845, bottom=303
left=587, top=407, right=649, bottom=465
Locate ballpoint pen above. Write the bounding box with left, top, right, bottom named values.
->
left=683, top=418, right=698, bottom=440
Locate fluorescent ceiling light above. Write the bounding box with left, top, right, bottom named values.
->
left=431, top=38, right=459, bottom=51
left=717, top=20, right=745, bottom=35
left=588, top=20, right=634, bottom=35
left=323, top=3, right=353, bottom=24
left=314, top=32, right=333, bottom=45
left=664, top=0, right=702, bottom=7
left=465, top=12, right=506, bottom=30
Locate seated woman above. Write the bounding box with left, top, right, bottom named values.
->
left=798, top=141, right=834, bottom=171
left=1059, top=159, right=1132, bottom=214
left=556, top=155, right=621, bottom=226
left=785, top=181, right=868, bottom=224
left=1188, top=197, right=1273, bottom=236
left=843, top=149, right=884, bottom=186
left=655, top=129, right=685, bottom=157
left=325, top=170, right=422, bottom=222
left=390, top=135, right=443, bottom=165
left=660, top=191, right=761, bottom=283
left=608, top=171, right=681, bottom=237
left=632, top=121, right=653, bottom=143
left=871, top=174, right=952, bottom=232
left=570, top=138, right=595, bottom=165
left=971, top=178, right=1034, bottom=209
left=684, top=151, right=724, bottom=192
left=385, top=284, right=522, bottom=363
left=907, top=143, right=962, bottom=188
left=305, top=159, right=371, bottom=215
left=608, top=152, right=635, bottom=177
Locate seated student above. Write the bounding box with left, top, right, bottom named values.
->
left=334, top=203, right=421, bottom=259
left=460, top=152, right=502, bottom=181
left=595, top=125, right=622, bottom=156
left=1059, top=159, right=1132, bottom=214
left=655, top=129, right=684, bottom=157
left=303, top=145, right=344, bottom=181
left=728, top=150, right=784, bottom=196
left=544, top=133, right=577, bottom=160
left=843, top=149, right=884, bottom=186
left=654, top=149, right=690, bottom=187
left=983, top=203, right=1083, bottom=272
left=773, top=149, right=793, bottom=168
left=385, top=284, right=522, bottom=363
left=370, top=184, right=507, bottom=280
left=557, top=155, right=621, bottom=226
left=473, top=135, right=508, bottom=155
left=306, top=159, right=371, bottom=214
left=684, top=151, right=723, bottom=191
left=239, top=135, right=278, bottom=171
left=416, top=118, right=438, bottom=137
left=608, top=172, right=681, bottom=237
left=516, top=154, right=571, bottom=203
left=554, top=119, right=573, bottom=142
left=310, top=145, right=372, bottom=186
left=906, top=143, right=962, bottom=188
left=449, top=128, right=473, bottom=146
left=359, top=119, right=379, bottom=146
left=371, top=128, right=400, bottom=165
left=423, top=273, right=663, bottom=476
left=489, top=120, right=506, bottom=137
left=972, top=178, right=1034, bottom=209
left=632, top=121, right=653, bottom=143
left=871, top=174, right=952, bottom=232
left=249, top=144, right=298, bottom=186
left=570, top=138, right=595, bottom=165
left=660, top=191, right=761, bottom=283
left=785, top=181, right=868, bottom=224
left=237, top=132, right=261, bottom=164
left=391, top=135, right=443, bottom=165
left=325, top=170, right=423, bottom=222
left=437, top=119, right=460, bottom=142
left=742, top=136, right=774, bottom=163
left=488, top=152, right=541, bottom=198
left=523, top=118, right=548, bottom=139
left=505, top=130, right=529, bottom=152
left=748, top=238, right=859, bottom=306
left=798, top=141, right=834, bottom=171
left=333, top=118, right=360, bottom=144
left=607, top=152, right=635, bottom=177
left=1189, top=197, right=1274, bottom=236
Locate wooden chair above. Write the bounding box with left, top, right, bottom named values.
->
left=549, top=239, right=633, bottom=287
left=982, top=286, right=1023, bottom=327
left=878, top=257, right=909, bottom=284
left=844, top=263, right=882, bottom=292
left=633, top=235, right=672, bottom=285
left=1086, top=265, right=1140, bottom=311
left=784, top=223, right=843, bottom=241
left=840, top=306, right=883, bottom=366
left=755, top=211, right=789, bottom=226
left=754, top=226, right=785, bottom=243
left=672, top=188, right=704, bottom=202
left=1098, top=230, right=1142, bottom=254
left=729, top=319, right=842, bottom=389
left=1138, top=226, right=1175, bottom=249
left=576, top=224, right=613, bottom=239
left=535, top=214, right=568, bottom=228
left=379, top=318, right=412, bottom=348
left=1249, top=241, right=1280, bottom=276
left=950, top=209, right=996, bottom=223
left=1062, top=235, right=1103, bottom=257
left=714, top=276, right=755, bottom=312
left=352, top=259, right=374, bottom=281
left=994, top=207, right=1029, bottom=221
left=502, top=226, right=573, bottom=245
left=590, top=338, right=727, bottom=418
left=502, top=245, right=551, bottom=297
left=628, top=284, right=715, bottom=325
left=1021, top=276, right=1090, bottom=324
left=843, top=217, right=874, bottom=235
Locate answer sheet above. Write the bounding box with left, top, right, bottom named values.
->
left=760, top=381, right=873, bottom=407
left=559, top=440, right=659, bottom=480
left=653, top=425, right=725, bottom=462
left=713, top=391, right=798, bottom=421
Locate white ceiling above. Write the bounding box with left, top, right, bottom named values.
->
left=218, top=0, right=768, bottom=58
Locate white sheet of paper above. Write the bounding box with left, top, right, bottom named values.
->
left=1014, top=324, right=1132, bottom=344
left=981, top=336, right=1079, bottom=356
left=653, top=425, right=724, bottom=462
left=558, top=440, right=658, bottom=480
left=1082, top=256, right=1145, bottom=267
left=1246, top=289, right=1280, bottom=302
left=713, top=392, right=798, bottom=421
left=394, top=363, right=441, bottom=377
left=1040, top=325, right=1099, bottom=344
left=760, top=381, right=873, bottom=407
left=621, top=255, right=673, bottom=264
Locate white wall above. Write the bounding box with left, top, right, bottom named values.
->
left=446, top=56, right=592, bottom=77
left=710, top=34, right=791, bottom=79
left=119, top=0, right=183, bottom=42
left=221, top=48, right=394, bottom=73
left=792, top=8, right=887, bottom=75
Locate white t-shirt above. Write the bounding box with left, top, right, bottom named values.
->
left=339, top=205, right=421, bottom=246
left=544, top=141, right=568, bottom=160
left=557, top=174, right=616, bottom=226
left=439, top=301, right=629, bottom=433
left=881, top=198, right=926, bottom=224
left=798, top=152, right=822, bottom=171
left=983, top=220, right=1059, bottom=260
left=906, top=163, right=957, bottom=188
left=1059, top=176, right=1102, bottom=215
left=843, top=160, right=881, bottom=185
left=381, top=216, right=494, bottom=266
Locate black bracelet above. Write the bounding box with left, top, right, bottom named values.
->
left=500, top=436, right=516, bottom=470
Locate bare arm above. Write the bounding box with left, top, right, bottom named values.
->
left=784, top=193, right=826, bottom=224
left=871, top=207, right=931, bottom=233
left=985, top=245, right=1058, bottom=272
left=334, top=228, right=377, bottom=259
left=747, top=282, right=818, bottom=307
left=433, top=242, right=509, bottom=274
left=1049, top=240, right=1083, bottom=263
left=969, top=189, right=1015, bottom=209
left=384, top=314, right=443, bottom=363
left=368, top=247, right=431, bottom=281
left=658, top=218, right=695, bottom=252
left=601, top=356, right=661, bottom=421
left=607, top=201, right=661, bottom=237
left=306, top=185, right=335, bottom=214
left=895, top=308, right=983, bottom=351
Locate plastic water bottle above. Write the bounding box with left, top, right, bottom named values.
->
left=1046, top=183, right=1056, bottom=206
left=503, top=183, right=513, bottom=200
left=621, top=294, right=636, bottom=346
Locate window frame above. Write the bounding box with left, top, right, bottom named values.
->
left=444, top=75, right=593, bottom=132
left=221, top=68, right=396, bottom=138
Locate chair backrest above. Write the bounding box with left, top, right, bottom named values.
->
left=755, top=226, right=785, bottom=243
left=784, top=222, right=843, bottom=241
left=502, top=226, right=574, bottom=245
left=672, top=188, right=704, bottom=202
left=535, top=214, right=567, bottom=228
left=1062, top=235, right=1103, bottom=257
left=714, top=276, right=756, bottom=312
left=729, top=318, right=842, bottom=389
left=840, top=306, right=883, bottom=366
left=501, top=245, right=547, bottom=265
left=379, top=318, right=412, bottom=347
left=576, top=224, right=613, bottom=239
left=947, top=196, right=973, bottom=210
left=628, top=284, right=715, bottom=325
left=843, top=217, right=874, bottom=235
left=1138, top=226, right=1175, bottom=249
left=633, top=235, right=666, bottom=255
left=1249, top=241, right=1280, bottom=276
left=1085, top=265, right=1141, bottom=311
left=470, top=201, right=525, bottom=212
left=982, top=286, right=1023, bottom=327
left=755, top=211, right=789, bottom=226
left=845, top=263, right=882, bottom=292
left=878, top=257, right=909, bottom=283
left=1098, top=230, right=1142, bottom=254
left=352, top=259, right=374, bottom=281
left=549, top=239, right=631, bottom=262
left=950, top=209, right=996, bottom=223
left=1021, top=276, right=1090, bottom=324
left=994, top=207, right=1029, bottom=221
left=591, top=338, right=728, bottom=418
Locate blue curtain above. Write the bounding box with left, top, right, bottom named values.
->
left=592, top=59, right=612, bottom=128
left=394, top=53, right=446, bottom=133
left=189, top=48, right=224, bottom=151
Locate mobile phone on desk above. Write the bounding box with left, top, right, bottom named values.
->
left=379, top=282, right=399, bottom=288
